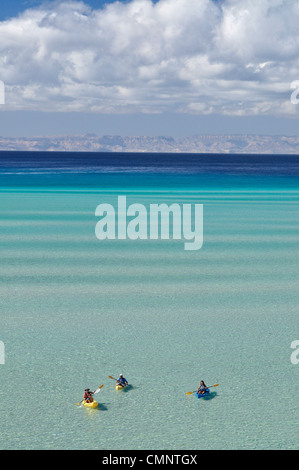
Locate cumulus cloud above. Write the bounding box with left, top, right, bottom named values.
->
left=0, top=0, right=298, bottom=116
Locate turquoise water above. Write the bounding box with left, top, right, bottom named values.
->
left=0, top=155, right=298, bottom=450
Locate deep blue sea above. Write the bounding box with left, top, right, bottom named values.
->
left=0, top=151, right=298, bottom=450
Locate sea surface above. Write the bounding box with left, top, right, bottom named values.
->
left=0, top=151, right=298, bottom=450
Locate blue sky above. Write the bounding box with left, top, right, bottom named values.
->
left=0, top=0, right=298, bottom=138
left=0, top=1, right=114, bottom=20
left=0, top=0, right=161, bottom=20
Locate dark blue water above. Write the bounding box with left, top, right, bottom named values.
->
left=0, top=151, right=299, bottom=189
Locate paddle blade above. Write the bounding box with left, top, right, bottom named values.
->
left=94, top=384, right=104, bottom=394
left=211, top=384, right=219, bottom=388
left=186, top=391, right=196, bottom=396
left=108, top=375, right=116, bottom=380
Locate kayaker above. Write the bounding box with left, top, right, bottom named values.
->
left=116, top=374, right=128, bottom=388
left=197, top=380, right=208, bottom=395
left=83, top=388, right=94, bottom=403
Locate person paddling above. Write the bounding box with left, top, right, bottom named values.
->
left=116, top=374, right=128, bottom=388
left=83, top=388, right=94, bottom=403
left=197, top=380, right=208, bottom=395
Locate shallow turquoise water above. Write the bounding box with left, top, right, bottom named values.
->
left=0, top=183, right=298, bottom=450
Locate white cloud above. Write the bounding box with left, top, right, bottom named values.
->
left=0, top=0, right=298, bottom=116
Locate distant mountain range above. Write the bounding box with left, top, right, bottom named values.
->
left=0, top=134, right=299, bottom=154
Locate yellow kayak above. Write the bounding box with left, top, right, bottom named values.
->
left=115, top=384, right=127, bottom=391
left=83, top=400, right=98, bottom=408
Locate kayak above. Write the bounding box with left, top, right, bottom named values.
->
left=196, top=388, right=210, bottom=398
left=115, top=383, right=128, bottom=391
left=83, top=399, right=98, bottom=408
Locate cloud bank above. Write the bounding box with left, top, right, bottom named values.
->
left=0, top=0, right=299, bottom=116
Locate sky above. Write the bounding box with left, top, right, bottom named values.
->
left=0, top=0, right=299, bottom=138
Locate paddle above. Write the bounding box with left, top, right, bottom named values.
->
left=76, top=384, right=104, bottom=405
left=186, top=383, right=219, bottom=396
